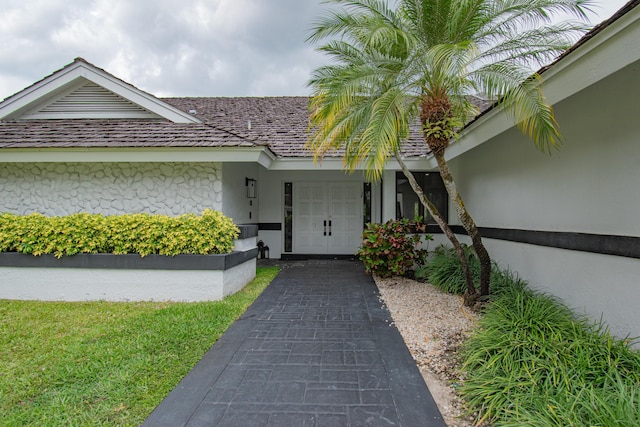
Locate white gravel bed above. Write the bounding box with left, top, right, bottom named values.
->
left=374, top=275, right=480, bottom=427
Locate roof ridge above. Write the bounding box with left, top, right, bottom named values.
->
left=161, top=95, right=311, bottom=100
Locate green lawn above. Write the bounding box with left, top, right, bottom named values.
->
left=0, top=267, right=279, bottom=426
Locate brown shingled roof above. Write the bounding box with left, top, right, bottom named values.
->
left=162, top=96, right=431, bottom=158
left=0, top=95, right=489, bottom=157
left=0, top=119, right=258, bottom=148
left=163, top=96, right=314, bottom=157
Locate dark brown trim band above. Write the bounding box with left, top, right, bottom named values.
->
left=429, top=225, right=640, bottom=259
left=258, top=223, right=282, bottom=231
left=0, top=249, right=259, bottom=270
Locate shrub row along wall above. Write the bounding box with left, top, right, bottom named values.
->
left=0, top=162, right=223, bottom=216
left=0, top=226, right=259, bottom=302
left=0, top=210, right=238, bottom=257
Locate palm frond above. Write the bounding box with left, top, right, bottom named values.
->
left=307, top=0, right=592, bottom=170
left=478, top=0, right=593, bottom=41
left=508, top=76, right=562, bottom=152
left=475, top=23, right=588, bottom=71
left=471, top=66, right=562, bottom=152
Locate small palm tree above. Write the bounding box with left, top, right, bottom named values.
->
left=307, top=0, right=591, bottom=301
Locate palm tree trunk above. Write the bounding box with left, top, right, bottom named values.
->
left=432, top=152, right=491, bottom=298
left=394, top=152, right=477, bottom=296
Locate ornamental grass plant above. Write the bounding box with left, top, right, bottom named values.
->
left=424, top=246, right=640, bottom=426
left=423, top=244, right=526, bottom=296
left=460, top=284, right=640, bottom=426
left=421, top=245, right=479, bottom=294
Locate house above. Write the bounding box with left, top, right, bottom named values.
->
left=1, top=1, right=638, bottom=338
left=0, top=57, right=452, bottom=258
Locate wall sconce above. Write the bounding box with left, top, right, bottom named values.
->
left=246, top=178, right=257, bottom=198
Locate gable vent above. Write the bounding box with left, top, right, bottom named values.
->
left=22, top=82, right=161, bottom=120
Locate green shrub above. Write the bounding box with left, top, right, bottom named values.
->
left=425, top=244, right=526, bottom=296
left=461, top=286, right=640, bottom=426
left=488, top=264, right=528, bottom=297
left=0, top=209, right=238, bottom=257
left=425, top=244, right=479, bottom=294
left=413, top=264, right=429, bottom=281
left=419, top=244, right=640, bottom=425
left=356, top=218, right=431, bottom=278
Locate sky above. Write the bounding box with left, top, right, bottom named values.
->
left=0, top=0, right=631, bottom=100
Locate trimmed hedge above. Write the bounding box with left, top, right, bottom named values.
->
left=0, top=209, right=239, bottom=257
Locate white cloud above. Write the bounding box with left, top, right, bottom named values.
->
left=0, top=0, right=630, bottom=100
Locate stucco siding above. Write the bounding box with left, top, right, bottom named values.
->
left=0, top=162, right=223, bottom=216
left=451, top=60, right=640, bottom=236
left=0, top=259, right=256, bottom=302
left=484, top=239, right=640, bottom=341
left=450, top=60, right=640, bottom=341
left=222, top=162, right=259, bottom=224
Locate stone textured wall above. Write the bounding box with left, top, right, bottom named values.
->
left=0, top=162, right=222, bottom=216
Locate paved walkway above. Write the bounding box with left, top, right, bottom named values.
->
left=143, top=260, right=445, bottom=426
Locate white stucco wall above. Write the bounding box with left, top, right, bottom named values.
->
left=483, top=240, right=639, bottom=341
left=0, top=162, right=222, bottom=216
left=450, top=60, right=640, bottom=340
left=0, top=258, right=256, bottom=302
left=222, top=162, right=259, bottom=224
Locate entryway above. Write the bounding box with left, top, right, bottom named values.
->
left=142, top=260, right=445, bottom=426
left=293, top=182, right=362, bottom=255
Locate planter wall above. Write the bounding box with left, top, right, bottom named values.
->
left=0, top=225, right=258, bottom=302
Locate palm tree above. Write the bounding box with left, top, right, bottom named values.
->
left=306, top=0, right=591, bottom=301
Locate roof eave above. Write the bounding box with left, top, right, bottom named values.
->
left=446, top=2, right=640, bottom=161
left=268, top=155, right=435, bottom=171
left=0, top=146, right=276, bottom=168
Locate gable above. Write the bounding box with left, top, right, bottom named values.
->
left=20, top=81, right=162, bottom=120
left=0, top=58, right=200, bottom=123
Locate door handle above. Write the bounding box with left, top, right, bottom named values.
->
left=323, top=220, right=327, bottom=236
left=329, top=220, right=332, bottom=236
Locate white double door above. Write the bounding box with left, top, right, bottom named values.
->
left=293, top=182, right=362, bottom=255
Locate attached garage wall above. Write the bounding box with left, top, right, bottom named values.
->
left=450, top=61, right=640, bottom=341
left=0, top=162, right=223, bottom=216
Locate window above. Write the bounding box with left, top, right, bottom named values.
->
left=396, top=172, right=447, bottom=223
left=284, top=182, right=293, bottom=252
left=363, top=182, right=372, bottom=227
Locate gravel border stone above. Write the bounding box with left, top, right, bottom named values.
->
left=374, top=275, right=480, bottom=427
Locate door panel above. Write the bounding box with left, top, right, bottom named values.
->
left=327, top=183, right=361, bottom=254
left=294, top=182, right=362, bottom=255
left=294, top=183, right=327, bottom=254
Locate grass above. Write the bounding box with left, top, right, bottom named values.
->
left=424, top=247, right=640, bottom=426
left=461, top=287, right=640, bottom=426
left=420, top=244, right=526, bottom=296
left=420, top=245, right=479, bottom=294
left=0, top=267, right=279, bottom=427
